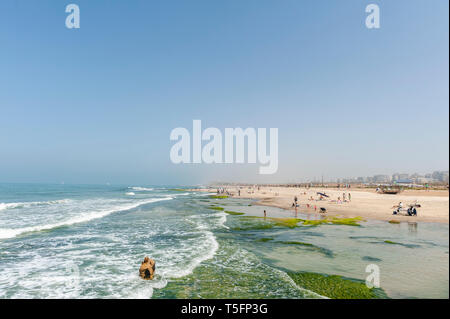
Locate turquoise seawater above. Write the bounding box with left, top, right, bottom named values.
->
left=0, top=184, right=448, bottom=298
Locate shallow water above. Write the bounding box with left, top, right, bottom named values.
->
left=220, top=198, right=449, bottom=299
left=0, top=184, right=448, bottom=298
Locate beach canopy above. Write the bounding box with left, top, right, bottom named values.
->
left=317, top=192, right=329, bottom=197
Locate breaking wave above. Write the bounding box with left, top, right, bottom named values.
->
left=0, top=199, right=72, bottom=211
left=0, top=197, right=173, bottom=240
left=128, top=187, right=154, bottom=191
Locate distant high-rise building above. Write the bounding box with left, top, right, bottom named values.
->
left=432, top=171, right=449, bottom=183
left=373, top=175, right=391, bottom=183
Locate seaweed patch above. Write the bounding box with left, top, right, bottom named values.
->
left=287, top=272, right=388, bottom=299
left=225, top=211, right=245, bottom=215
left=208, top=206, right=225, bottom=211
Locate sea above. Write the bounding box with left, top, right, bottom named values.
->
left=0, top=183, right=448, bottom=298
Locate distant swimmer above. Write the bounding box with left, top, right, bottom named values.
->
left=139, top=256, right=156, bottom=280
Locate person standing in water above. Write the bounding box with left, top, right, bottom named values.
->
left=263, top=210, right=267, bottom=218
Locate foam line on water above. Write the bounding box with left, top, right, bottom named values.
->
left=158, top=212, right=225, bottom=280
left=0, top=199, right=72, bottom=211
left=128, top=187, right=154, bottom=191
left=273, top=268, right=328, bottom=299
left=164, top=230, right=219, bottom=280
left=0, top=197, right=173, bottom=240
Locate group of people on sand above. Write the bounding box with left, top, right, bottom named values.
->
left=287, top=190, right=356, bottom=215
left=392, top=201, right=420, bottom=216
left=216, top=188, right=232, bottom=196
left=337, top=192, right=351, bottom=204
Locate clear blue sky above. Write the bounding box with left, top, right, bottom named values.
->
left=0, top=0, right=448, bottom=185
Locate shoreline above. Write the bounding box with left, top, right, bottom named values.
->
left=192, top=186, right=449, bottom=224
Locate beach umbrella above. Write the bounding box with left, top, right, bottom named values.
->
left=317, top=192, right=329, bottom=198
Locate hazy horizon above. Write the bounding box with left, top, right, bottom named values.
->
left=1, top=0, right=448, bottom=185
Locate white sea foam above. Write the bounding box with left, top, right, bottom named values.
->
left=0, top=199, right=72, bottom=211
left=125, top=192, right=135, bottom=196
left=160, top=212, right=224, bottom=279
left=0, top=191, right=223, bottom=298
left=128, top=187, right=154, bottom=191
left=272, top=268, right=328, bottom=299
left=162, top=230, right=219, bottom=280
left=0, top=197, right=173, bottom=240
left=196, top=192, right=216, bottom=197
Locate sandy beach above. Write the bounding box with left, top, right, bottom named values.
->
left=195, top=186, right=449, bottom=223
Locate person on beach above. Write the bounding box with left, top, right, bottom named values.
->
left=348, top=193, right=351, bottom=201
left=392, top=202, right=403, bottom=215
left=139, top=256, right=156, bottom=280
left=264, top=210, right=267, bottom=218
left=343, top=193, right=346, bottom=201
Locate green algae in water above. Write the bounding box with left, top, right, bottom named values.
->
left=287, top=272, right=388, bottom=299
left=299, top=216, right=363, bottom=227
left=232, top=215, right=360, bottom=232
left=330, top=217, right=364, bottom=226
left=297, top=219, right=326, bottom=226
left=256, top=237, right=274, bottom=242
left=168, top=188, right=186, bottom=192
left=362, top=256, right=382, bottom=262
left=280, top=241, right=314, bottom=246
left=278, top=241, right=334, bottom=258
left=225, top=211, right=245, bottom=215
left=383, top=240, right=419, bottom=248
left=152, top=239, right=316, bottom=299
left=388, top=220, right=401, bottom=224
left=231, top=216, right=275, bottom=231
left=239, top=216, right=301, bottom=229
left=270, top=218, right=302, bottom=228
left=210, top=195, right=228, bottom=199
left=232, top=223, right=274, bottom=231
left=208, top=206, right=224, bottom=211
left=349, top=236, right=379, bottom=240
left=251, top=235, right=333, bottom=258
